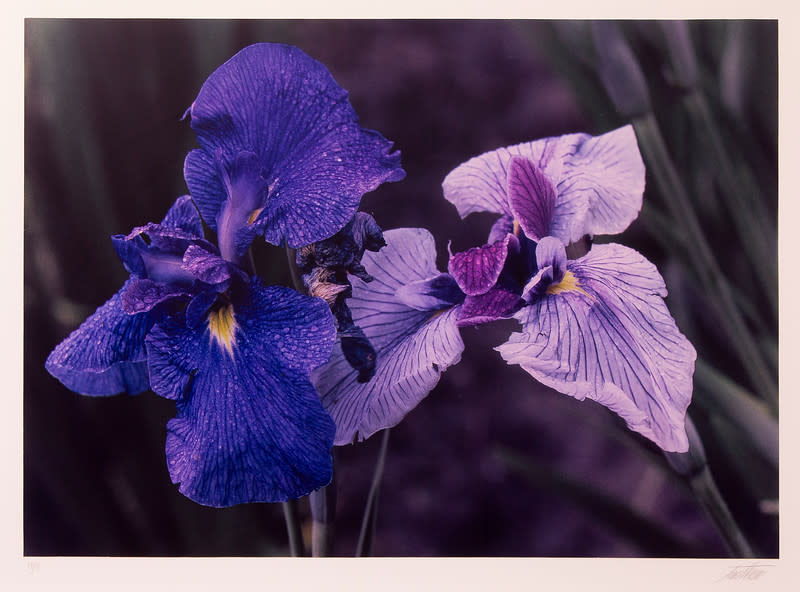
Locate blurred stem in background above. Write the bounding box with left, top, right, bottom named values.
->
left=309, top=477, right=337, bottom=557
left=356, top=428, right=391, bottom=557
left=282, top=499, right=305, bottom=556
left=520, top=20, right=778, bottom=556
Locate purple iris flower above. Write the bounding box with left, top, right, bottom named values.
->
left=47, top=196, right=337, bottom=506
left=313, top=228, right=465, bottom=445
left=442, top=126, right=696, bottom=452
left=183, top=43, right=406, bottom=266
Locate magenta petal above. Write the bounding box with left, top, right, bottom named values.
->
left=314, top=228, right=464, bottom=445
left=447, top=234, right=517, bottom=296
left=497, top=243, right=695, bottom=452
left=507, top=156, right=557, bottom=242
left=457, top=287, right=523, bottom=327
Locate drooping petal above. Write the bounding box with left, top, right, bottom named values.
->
left=507, top=156, right=557, bottom=242
left=184, top=43, right=405, bottom=249
left=120, top=278, right=193, bottom=314
left=447, top=234, right=518, bottom=296
left=146, top=280, right=336, bottom=506
left=314, top=228, right=465, bottom=445
left=497, top=243, right=695, bottom=452
left=45, top=280, right=152, bottom=396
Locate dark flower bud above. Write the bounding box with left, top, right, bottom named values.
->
left=298, top=212, right=386, bottom=382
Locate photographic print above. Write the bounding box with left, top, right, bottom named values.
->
left=24, top=19, right=778, bottom=560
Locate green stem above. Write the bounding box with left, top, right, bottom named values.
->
left=356, top=428, right=391, bottom=557
left=309, top=476, right=337, bottom=557
left=693, top=360, right=778, bottom=467
left=285, top=245, right=304, bottom=293
left=633, top=113, right=777, bottom=408
left=664, top=416, right=756, bottom=557
left=689, top=467, right=755, bottom=557
left=281, top=500, right=305, bottom=557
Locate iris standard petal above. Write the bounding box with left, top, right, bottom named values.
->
left=161, top=194, right=205, bottom=236
left=442, top=126, right=644, bottom=245
left=447, top=234, right=518, bottom=296
left=555, top=124, right=645, bottom=243
left=507, top=156, right=557, bottom=242
left=442, top=133, right=583, bottom=219
left=145, top=280, right=336, bottom=506
left=496, top=243, right=695, bottom=452
left=45, top=279, right=153, bottom=396
left=184, top=43, right=405, bottom=249
left=314, top=228, right=465, bottom=445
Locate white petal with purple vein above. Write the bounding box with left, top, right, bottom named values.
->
left=497, top=243, right=695, bottom=452
left=314, top=228, right=465, bottom=445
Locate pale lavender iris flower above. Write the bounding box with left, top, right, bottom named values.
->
left=443, top=125, right=695, bottom=452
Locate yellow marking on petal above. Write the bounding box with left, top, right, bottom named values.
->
left=208, top=304, right=238, bottom=356
left=546, top=270, right=593, bottom=300
left=512, top=219, right=521, bottom=237
left=247, top=207, right=264, bottom=225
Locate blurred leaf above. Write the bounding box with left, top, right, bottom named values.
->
left=693, top=361, right=778, bottom=468
left=496, top=447, right=704, bottom=557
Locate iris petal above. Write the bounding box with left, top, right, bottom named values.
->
left=555, top=125, right=645, bottom=243
left=146, top=280, right=336, bottom=506
left=45, top=280, right=152, bottom=396
left=507, top=156, right=557, bottom=242
left=314, top=228, right=465, bottom=445
left=184, top=43, right=405, bottom=249
left=442, top=133, right=582, bottom=219
left=448, top=234, right=518, bottom=296
left=497, top=243, right=695, bottom=452
left=457, top=286, right=523, bottom=327
left=442, top=126, right=644, bottom=244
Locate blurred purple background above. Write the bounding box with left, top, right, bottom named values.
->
left=25, top=19, right=742, bottom=557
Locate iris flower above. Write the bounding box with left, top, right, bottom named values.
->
left=47, top=196, right=337, bottom=506
left=443, top=125, right=695, bottom=452
left=182, top=42, right=405, bottom=265
left=46, top=42, right=406, bottom=506
left=317, top=126, right=695, bottom=453
left=313, top=227, right=465, bottom=445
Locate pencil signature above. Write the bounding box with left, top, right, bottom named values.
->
left=716, top=563, right=774, bottom=582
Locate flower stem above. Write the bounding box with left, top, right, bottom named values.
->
left=665, top=416, right=755, bottom=557
left=281, top=500, right=305, bottom=557
left=689, top=467, right=755, bottom=557
left=285, top=245, right=304, bottom=294
left=356, top=428, right=391, bottom=557
left=309, top=474, right=337, bottom=557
